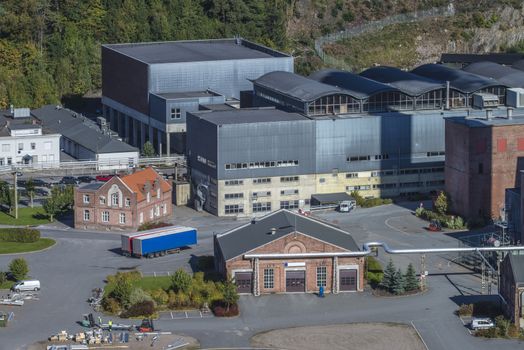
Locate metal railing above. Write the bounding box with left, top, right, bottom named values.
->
left=314, top=5, right=455, bottom=70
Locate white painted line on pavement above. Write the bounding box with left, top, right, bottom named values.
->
left=411, top=320, right=429, bottom=350
left=385, top=216, right=412, bottom=235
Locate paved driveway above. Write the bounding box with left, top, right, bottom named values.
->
left=0, top=203, right=522, bottom=350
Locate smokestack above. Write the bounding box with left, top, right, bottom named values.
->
left=507, top=107, right=513, bottom=120
left=445, top=81, right=450, bottom=110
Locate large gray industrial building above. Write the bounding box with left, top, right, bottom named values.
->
left=101, top=38, right=293, bottom=155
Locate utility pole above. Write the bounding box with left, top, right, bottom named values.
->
left=420, top=254, right=426, bottom=290
left=13, top=171, right=18, bottom=219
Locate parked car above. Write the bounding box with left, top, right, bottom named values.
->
left=32, top=179, right=49, bottom=187
left=59, top=176, right=79, bottom=185
left=470, top=317, right=494, bottom=330
left=77, top=176, right=95, bottom=183
left=11, top=280, right=40, bottom=292
left=16, top=180, right=27, bottom=187
left=96, top=174, right=114, bottom=182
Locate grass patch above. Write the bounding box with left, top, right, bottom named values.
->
left=0, top=238, right=55, bottom=254
left=0, top=280, right=14, bottom=289
left=132, top=276, right=172, bottom=291
left=0, top=207, right=50, bottom=226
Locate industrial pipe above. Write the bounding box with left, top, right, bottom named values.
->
left=243, top=241, right=524, bottom=260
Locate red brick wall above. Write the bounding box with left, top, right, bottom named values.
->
left=224, top=232, right=364, bottom=294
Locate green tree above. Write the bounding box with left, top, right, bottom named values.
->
left=434, top=191, right=449, bottom=216
left=392, top=268, right=405, bottom=295
left=25, top=178, right=35, bottom=208
left=404, top=263, right=419, bottom=291
left=111, top=274, right=134, bottom=308
left=9, top=257, right=29, bottom=281
left=379, top=259, right=396, bottom=292
left=0, top=271, right=7, bottom=285
left=141, top=141, right=156, bottom=157
left=220, top=279, right=239, bottom=312
left=42, top=190, right=61, bottom=222
left=171, top=268, right=192, bottom=293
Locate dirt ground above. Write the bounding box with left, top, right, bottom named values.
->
left=251, top=323, right=426, bottom=350
left=27, top=333, right=199, bottom=350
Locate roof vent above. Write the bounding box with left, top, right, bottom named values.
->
left=270, top=227, right=276, bottom=235
left=507, top=107, right=513, bottom=120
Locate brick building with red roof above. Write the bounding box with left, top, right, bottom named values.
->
left=74, top=167, right=172, bottom=230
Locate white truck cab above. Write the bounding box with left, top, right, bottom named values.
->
left=12, top=280, right=40, bottom=292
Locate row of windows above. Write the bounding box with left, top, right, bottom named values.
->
left=253, top=178, right=271, bottom=184
left=83, top=205, right=168, bottom=224
left=224, top=193, right=243, bottom=200
left=225, top=204, right=244, bottom=214
left=253, top=202, right=271, bottom=212
left=347, top=180, right=443, bottom=191
left=280, top=200, right=300, bottom=209
left=347, top=153, right=390, bottom=162
left=427, top=151, right=445, bottom=157
left=2, top=141, right=52, bottom=153
left=281, top=189, right=299, bottom=196
left=253, top=191, right=271, bottom=198
left=262, top=267, right=327, bottom=290
left=225, top=180, right=244, bottom=186
left=225, top=160, right=299, bottom=170
left=280, top=176, right=299, bottom=182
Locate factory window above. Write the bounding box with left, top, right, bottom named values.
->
left=99, top=196, right=106, bottom=205
left=170, top=108, right=181, bottom=119
left=253, top=191, right=271, bottom=198
left=372, top=183, right=397, bottom=189
left=316, top=266, right=327, bottom=287
left=225, top=180, right=244, bottom=186
left=83, top=210, right=90, bottom=221
left=399, top=182, right=423, bottom=188
left=125, top=198, right=131, bottom=207
left=449, top=90, right=467, bottom=108
left=253, top=202, right=271, bottom=212
left=0, top=158, right=4, bottom=165
left=415, top=90, right=443, bottom=110
left=347, top=155, right=371, bottom=162
left=139, top=212, right=144, bottom=224
left=225, top=193, right=243, bottom=199
left=497, top=138, right=507, bottom=153
left=101, top=211, right=109, bottom=222
left=346, top=173, right=358, bottom=178
left=427, top=151, right=445, bottom=157
left=371, top=170, right=395, bottom=177
left=253, top=178, right=271, bottom=184
left=1, top=144, right=9, bottom=152
left=307, top=94, right=360, bottom=116
left=346, top=185, right=371, bottom=191
left=119, top=213, right=126, bottom=224
left=18, top=143, right=23, bottom=151
left=374, top=154, right=389, bottom=160
left=280, top=189, right=299, bottom=196
left=281, top=176, right=299, bottom=182
left=399, top=169, right=419, bottom=175
left=225, top=204, right=244, bottom=214
left=319, top=178, right=325, bottom=183
left=264, top=268, right=274, bottom=289
left=83, top=194, right=90, bottom=204
left=363, top=91, right=413, bottom=112
left=7, top=157, right=11, bottom=165
left=225, top=160, right=298, bottom=170
left=30, top=143, right=36, bottom=150
left=111, top=193, right=119, bottom=206
left=478, top=163, right=484, bottom=174
left=280, top=200, right=299, bottom=209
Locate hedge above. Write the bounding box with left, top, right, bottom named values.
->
left=0, top=228, right=40, bottom=243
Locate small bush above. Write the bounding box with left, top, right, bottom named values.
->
left=106, top=270, right=141, bottom=284
left=351, top=191, right=392, bottom=208
left=212, top=301, right=239, bottom=317
left=508, top=324, right=519, bottom=338
left=475, top=327, right=497, bottom=338
left=167, top=290, right=177, bottom=308
left=120, top=300, right=155, bottom=318
left=9, top=258, right=29, bottom=281
left=0, top=271, right=7, bottom=285
left=150, top=288, right=169, bottom=306
left=129, top=288, right=153, bottom=306
left=495, top=315, right=510, bottom=337
left=101, top=297, right=121, bottom=314
left=171, top=269, right=192, bottom=293
left=0, top=228, right=40, bottom=243
left=457, top=304, right=473, bottom=317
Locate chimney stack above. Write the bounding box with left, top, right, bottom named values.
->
left=507, top=107, right=513, bottom=120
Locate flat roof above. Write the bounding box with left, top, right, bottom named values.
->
left=103, top=38, right=289, bottom=64
left=191, top=108, right=309, bottom=125
left=446, top=109, right=524, bottom=127
left=311, top=192, right=354, bottom=204
left=154, top=91, right=221, bottom=100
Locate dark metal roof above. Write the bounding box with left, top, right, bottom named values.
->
left=507, top=254, right=524, bottom=285
left=359, top=66, right=445, bottom=96
left=513, top=59, right=524, bottom=72
left=254, top=71, right=349, bottom=102
left=311, top=192, right=355, bottom=205
left=412, top=64, right=503, bottom=94
left=103, top=38, right=289, bottom=64
left=216, top=209, right=360, bottom=260
left=309, top=69, right=398, bottom=99
left=463, top=61, right=524, bottom=88
left=32, top=105, right=138, bottom=154
left=78, top=182, right=105, bottom=191
left=440, top=53, right=524, bottom=66
left=191, top=107, right=309, bottom=125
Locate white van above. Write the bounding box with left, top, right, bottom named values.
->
left=338, top=200, right=356, bottom=213
left=470, top=317, right=494, bottom=330
left=12, top=280, right=40, bottom=292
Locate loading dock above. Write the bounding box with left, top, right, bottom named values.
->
left=285, top=270, right=306, bottom=292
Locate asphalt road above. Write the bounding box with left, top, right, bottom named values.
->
left=1, top=203, right=522, bottom=350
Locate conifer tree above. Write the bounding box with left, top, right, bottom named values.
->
left=404, top=263, right=419, bottom=291
left=392, top=268, right=405, bottom=295
left=379, top=259, right=396, bottom=292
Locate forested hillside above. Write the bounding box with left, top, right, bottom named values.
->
left=1, top=0, right=523, bottom=109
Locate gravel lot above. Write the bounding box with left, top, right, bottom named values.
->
left=250, top=323, right=426, bottom=350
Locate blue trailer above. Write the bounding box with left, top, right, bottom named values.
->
left=121, top=226, right=197, bottom=258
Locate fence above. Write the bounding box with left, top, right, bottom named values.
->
left=314, top=4, right=455, bottom=70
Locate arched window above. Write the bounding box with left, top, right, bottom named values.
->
left=111, top=193, right=119, bottom=206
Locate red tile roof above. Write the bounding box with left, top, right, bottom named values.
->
left=121, top=167, right=171, bottom=202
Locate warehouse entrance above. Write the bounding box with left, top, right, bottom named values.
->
left=286, top=270, right=305, bottom=292
left=234, top=272, right=252, bottom=293
left=339, top=269, right=357, bottom=291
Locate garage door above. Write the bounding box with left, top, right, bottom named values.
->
left=286, top=270, right=305, bottom=292
left=339, top=269, right=357, bottom=291
left=235, top=272, right=252, bottom=294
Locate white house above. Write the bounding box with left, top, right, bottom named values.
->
left=0, top=109, right=60, bottom=168
left=32, top=105, right=139, bottom=170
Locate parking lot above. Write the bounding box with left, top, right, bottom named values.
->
left=1, top=203, right=523, bottom=350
